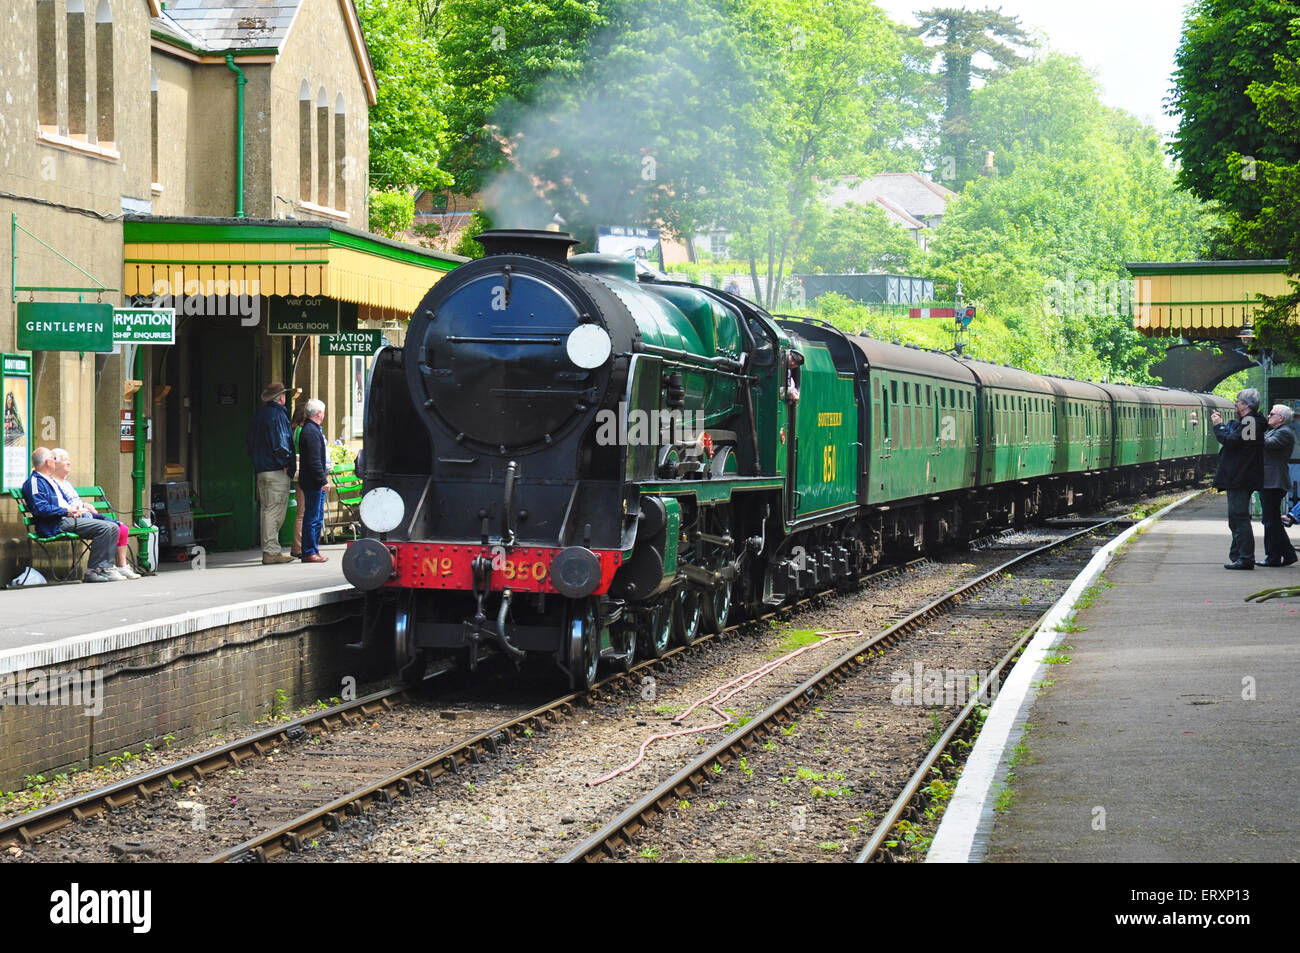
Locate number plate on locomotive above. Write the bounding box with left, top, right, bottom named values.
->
left=389, top=544, right=621, bottom=594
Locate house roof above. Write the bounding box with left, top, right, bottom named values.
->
left=152, top=0, right=377, bottom=104
left=872, top=196, right=925, bottom=231
left=824, top=172, right=955, bottom=221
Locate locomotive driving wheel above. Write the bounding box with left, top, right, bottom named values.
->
left=673, top=583, right=703, bottom=646
left=639, top=598, right=673, bottom=659
left=700, top=510, right=735, bottom=634
left=567, top=598, right=600, bottom=691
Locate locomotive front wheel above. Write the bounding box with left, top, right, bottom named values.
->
left=567, top=599, right=600, bottom=691
left=394, top=603, right=427, bottom=686
left=673, top=585, right=703, bottom=646
left=639, top=598, right=673, bottom=659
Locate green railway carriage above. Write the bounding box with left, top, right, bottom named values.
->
left=1156, top=388, right=1211, bottom=464
left=784, top=340, right=859, bottom=523
left=960, top=361, right=1058, bottom=485
left=1048, top=378, right=1112, bottom=474
left=1102, top=384, right=1163, bottom=467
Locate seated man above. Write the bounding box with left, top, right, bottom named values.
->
left=21, top=446, right=122, bottom=583
left=49, top=447, right=141, bottom=579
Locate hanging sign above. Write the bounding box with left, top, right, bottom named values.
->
left=3, top=353, right=32, bottom=491
left=16, top=302, right=114, bottom=352
left=267, top=296, right=340, bottom=335
left=320, top=331, right=383, bottom=355
left=113, top=308, right=176, bottom=344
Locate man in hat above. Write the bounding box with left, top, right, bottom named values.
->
left=246, top=381, right=298, bottom=564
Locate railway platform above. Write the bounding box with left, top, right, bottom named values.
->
left=0, top=543, right=353, bottom=657
left=930, top=491, right=1300, bottom=863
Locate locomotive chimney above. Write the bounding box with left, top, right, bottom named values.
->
left=477, top=228, right=579, bottom=262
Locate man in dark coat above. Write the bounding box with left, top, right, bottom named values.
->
left=246, top=381, right=298, bottom=564
left=1210, top=388, right=1267, bottom=570
left=298, top=399, right=330, bottom=563
left=1260, top=404, right=1297, bottom=567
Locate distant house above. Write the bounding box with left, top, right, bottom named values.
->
left=822, top=172, right=956, bottom=249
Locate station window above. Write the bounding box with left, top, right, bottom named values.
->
left=334, top=93, right=347, bottom=211
left=95, top=0, right=113, bottom=145
left=37, top=0, right=57, bottom=129
left=67, top=0, right=87, bottom=137
left=299, top=80, right=312, bottom=200
left=317, top=86, right=330, bottom=207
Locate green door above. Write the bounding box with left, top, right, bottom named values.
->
left=198, top=323, right=258, bottom=550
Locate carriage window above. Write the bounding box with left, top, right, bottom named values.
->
left=904, top=382, right=910, bottom=404
left=891, top=380, right=897, bottom=403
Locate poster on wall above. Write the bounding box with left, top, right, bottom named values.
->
left=351, top=355, right=366, bottom=438
left=3, top=354, right=33, bottom=491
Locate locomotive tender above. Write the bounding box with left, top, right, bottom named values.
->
left=342, top=229, right=1232, bottom=688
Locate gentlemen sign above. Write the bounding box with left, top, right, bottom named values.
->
left=113, top=308, right=176, bottom=344
left=268, top=296, right=340, bottom=335
left=17, top=302, right=113, bottom=351
left=319, top=331, right=383, bottom=355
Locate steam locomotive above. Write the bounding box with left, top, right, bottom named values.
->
left=342, top=228, right=1231, bottom=688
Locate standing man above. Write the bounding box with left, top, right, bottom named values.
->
left=1261, top=405, right=1297, bottom=567
left=1210, top=388, right=1267, bottom=570
left=298, top=399, right=329, bottom=563
left=246, top=381, right=297, bottom=565
left=22, top=447, right=120, bottom=582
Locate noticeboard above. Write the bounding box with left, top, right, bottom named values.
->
left=320, top=331, right=383, bottom=356
left=3, top=353, right=32, bottom=491
left=113, top=308, right=176, bottom=344
left=267, top=296, right=340, bottom=336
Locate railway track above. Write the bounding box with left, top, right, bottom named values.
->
left=557, top=516, right=1129, bottom=863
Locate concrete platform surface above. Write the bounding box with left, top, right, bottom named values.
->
left=982, top=492, right=1300, bottom=863
left=0, top=543, right=353, bottom=661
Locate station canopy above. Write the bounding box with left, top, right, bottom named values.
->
left=1127, top=260, right=1297, bottom=339
left=123, top=217, right=464, bottom=322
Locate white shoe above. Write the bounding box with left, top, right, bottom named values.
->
left=98, top=566, right=124, bottom=581
left=115, top=565, right=141, bottom=580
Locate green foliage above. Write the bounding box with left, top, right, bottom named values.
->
left=356, top=0, right=453, bottom=193
left=451, top=209, right=492, bottom=259
left=1168, top=0, right=1300, bottom=255
left=369, top=188, right=415, bottom=238
left=795, top=202, right=924, bottom=275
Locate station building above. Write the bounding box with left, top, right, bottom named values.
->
left=2, top=0, right=461, bottom=578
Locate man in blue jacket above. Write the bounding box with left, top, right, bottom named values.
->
left=246, top=381, right=298, bottom=565
left=22, top=446, right=120, bottom=582
left=298, top=399, right=329, bottom=563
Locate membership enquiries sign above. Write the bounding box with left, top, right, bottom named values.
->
left=113, top=308, right=176, bottom=344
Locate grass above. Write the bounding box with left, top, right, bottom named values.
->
left=776, top=628, right=824, bottom=653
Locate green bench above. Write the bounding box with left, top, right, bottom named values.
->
left=7, top=486, right=158, bottom=584
left=325, top=461, right=363, bottom=541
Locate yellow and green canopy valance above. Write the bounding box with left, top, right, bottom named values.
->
left=1127, top=260, right=1297, bottom=339
left=123, top=218, right=464, bottom=322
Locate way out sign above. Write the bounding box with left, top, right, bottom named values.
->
left=114, top=308, right=176, bottom=344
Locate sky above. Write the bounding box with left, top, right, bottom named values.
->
left=878, top=0, right=1193, bottom=137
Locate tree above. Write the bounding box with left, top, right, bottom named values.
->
left=795, top=202, right=924, bottom=275
left=356, top=0, right=454, bottom=193
left=1235, top=22, right=1300, bottom=355
left=431, top=0, right=610, bottom=197
left=1167, top=0, right=1300, bottom=256
left=914, top=6, right=1031, bottom=187
left=929, top=55, right=1216, bottom=381
left=724, top=0, right=930, bottom=308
